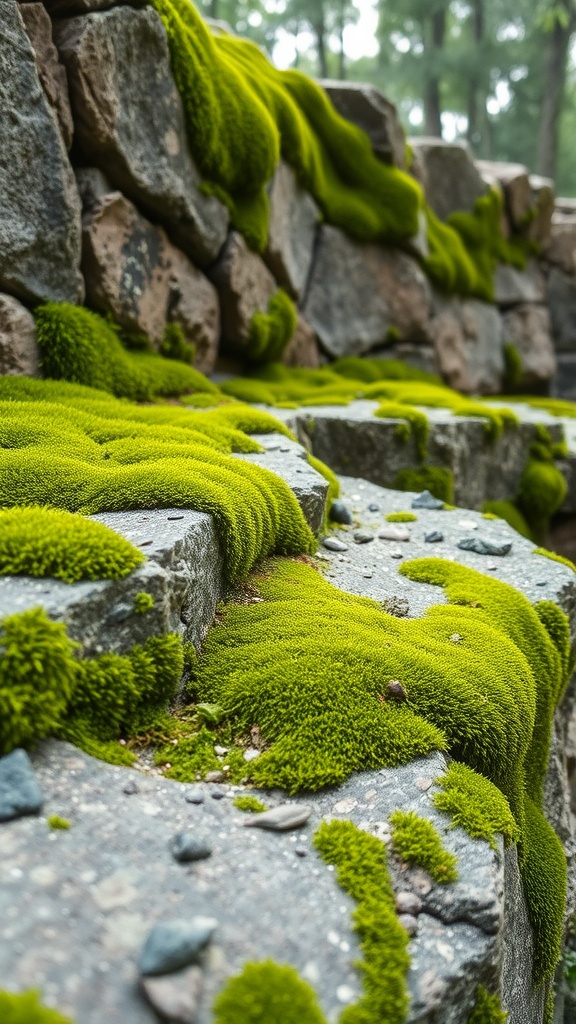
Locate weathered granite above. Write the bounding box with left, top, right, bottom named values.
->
left=20, top=2, right=74, bottom=150
left=209, top=231, right=277, bottom=351
left=430, top=296, right=505, bottom=394
left=0, top=294, right=39, bottom=376
left=409, top=138, right=488, bottom=221
left=494, top=261, right=545, bottom=307
left=502, top=305, right=556, bottom=388
left=320, top=80, right=407, bottom=168
left=264, top=162, right=319, bottom=299
left=546, top=214, right=576, bottom=275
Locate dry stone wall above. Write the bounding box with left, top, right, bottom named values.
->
left=0, top=0, right=572, bottom=392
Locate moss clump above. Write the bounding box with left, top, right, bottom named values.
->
left=385, top=512, right=418, bottom=523
left=314, top=819, right=410, bottom=1023
left=134, top=592, right=155, bottom=615
left=0, top=376, right=315, bottom=584
left=374, top=402, right=429, bottom=460
left=160, top=322, right=195, bottom=364
left=0, top=506, right=144, bottom=583
left=213, top=961, right=326, bottom=1024
left=467, top=985, right=508, bottom=1023
left=0, top=990, right=74, bottom=1024
left=35, top=304, right=211, bottom=402
left=389, top=809, right=458, bottom=884
left=517, top=430, right=568, bottom=543
left=481, top=501, right=532, bottom=540
left=503, top=343, right=523, bottom=392
left=394, top=467, right=454, bottom=504
left=534, top=547, right=576, bottom=573
left=433, top=762, right=520, bottom=850
left=47, top=815, right=71, bottom=830
left=247, top=291, right=298, bottom=363
left=234, top=795, right=267, bottom=813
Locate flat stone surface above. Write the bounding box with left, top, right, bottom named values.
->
left=236, top=433, right=329, bottom=536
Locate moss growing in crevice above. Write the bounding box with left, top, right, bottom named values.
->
left=503, top=343, right=523, bottom=392
left=134, top=592, right=155, bottom=615
left=247, top=290, right=298, bottom=363
left=234, top=795, right=267, bottom=813
left=212, top=961, right=326, bottom=1024
left=394, top=466, right=454, bottom=504
left=389, top=809, right=458, bottom=883
left=0, top=990, right=74, bottom=1024
left=467, top=985, right=508, bottom=1023
left=0, top=506, right=144, bottom=584
left=433, top=762, right=520, bottom=850
left=517, top=430, right=568, bottom=544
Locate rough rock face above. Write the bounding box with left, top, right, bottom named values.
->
left=54, top=7, right=228, bottom=267
left=502, top=305, right=556, bottom=388
left=320, top=80, right=407, bottom=168
left=281, top=314, right=321, bottom=369
left=264, top=162, right=319, bottom=299
left=0, top=0, right=83, bottom=304
left=409, top=138, right=488, bottom=221
left=430, top=295, right=504, bottom=394
left=476, top=160, right=532, bottom=230
left=19, top=2, right=74, bottom=151
left=209, top=231, right=277, bottom=350
left=547, top=268, right=576, bottom=351
left=494, top=260, right=545, bottom=307
left=44, top=0, right=145, bottom=13
left=0, top=294, right=39, bottom=376
left=529, top=175, right=555, bottom=246
left=80, top=180, right=219, bottom=374
left=302, top=225, right=432, bottom=358
left=545, top=214, right=576, bottom=275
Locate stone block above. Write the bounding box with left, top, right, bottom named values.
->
left=281, top=314, right=321, bottom=369
left=553, top=354, right=576, bottom=401
left=55, top=8, right=228, bottom=267
left=529, top=175, right=554, bottom=246
left=302, top=225, right=432, bottom=358
left=0, top=294, right=39, bottom=376
left=80, top=183, right=220, bottom=374
left=19, top=2, right=74, bottom=150
left=0, top=0, right=83, bottom=304
left=547, top=267, right=576, bottom=352
left=476, top=160, right=532, bottom=229
left=545, top=214, right=576, bottom=275
left=209, top=231, right=277, bottom=351
left=430, top=295, right=504, bottom=394
left=408, top=137, right=488, bottom=220
left=264, top=162, right=319, bottom=299
left=494, top=260, right=545, bottom=307
left=502, top=305, right=556, bottom=388
left=320, top=80, right=406, bottom=168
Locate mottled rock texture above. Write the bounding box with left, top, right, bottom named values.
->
left=264, top=161, right=319, bottom=299
left=430, top=295, right=504, bottom=394
left=321, top=80, right=407, bottom=168
left=502, top=305, right=556, bottom=388
left=0, top=294, right=39, bottom=376
left=209, top=231, right=278, bottom=350
left=20, top=2, right=74, bottom=150
left=409, top=137, right=488, bottom=221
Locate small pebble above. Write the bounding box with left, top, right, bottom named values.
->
left=323, top=537, right=349, bottom=552
left=243, top=804, right=312, bottom=832
left=368, top=503, right=380, bottom=512
left=362, top=571, right=373, bottom=579
left=171, top=833, right=212, bottom=864
left=141, top=964, right=203, bottom=1024
left=458, top=537, right=512, bottom=557
left=412, top=490, right=444, bottom=510
left=210, top=790, right=226, bottom=801
left=205, top=771, right=225, bottom=784
left=329, top=500, right=353, bottom=525
left=353, top=530, right=374, bottom=544
left=243, top=748, right=260, bottom=762
left=140, top=918, right=217, bottom=976
left=295, top=848, right=308, bottom=858
left=386, top=680, right=407, bottom=702
left=378, top=525, right=410, bottom=542
left=123, top=779, right=139, bottom=796
left=425, top=531, right=444, bottom=543
left=0, top=749, right=43, bottom=822
left=389, top=549, right=404, bottom=559
left=536, top=581, right=548, bottom=587
left=167, top=514, right=186, bottom=522
left=396, top=891, right=423, bottom=916
left=398, top=913, right=419, bottom=936
left=185, top=788, right=204, bottom=805
left=414, top=777, right=433, bottom=791
left=213, top=746, right=228, bottom=757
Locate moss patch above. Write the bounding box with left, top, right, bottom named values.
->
left=0, top=506, right=144, bottom=584
left=213, top=961, right=326, bottom=1024
left=389, top=809, right=458, bottom=883
left=0, top=990, right=74, bottom=1024
left=394, top=466, right=454, bottom=504
left=517, top=429, right=568, bottom=544
left=385, top=512, right=418, bottom=523
left=247, top=290, right=298, bottom=363
left=433, top=762, right=520, bottom=850
left=47, top=815, right=71, bottom=830
left=467, top=985, right=508, bottom=1023
left=134, top=592, right=155, bottom=615
left=234, top=795, right=267, bottom=813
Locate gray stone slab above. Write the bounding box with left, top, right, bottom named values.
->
left=236, top=433, right=329, bottom=535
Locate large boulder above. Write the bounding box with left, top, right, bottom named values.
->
left=209, top=231, right=277, bottom=350
left=264, top=162, right=319, bottom=300
left=502, top=305, right=556, bottom=388
left=494, top=260, right=545, bottom=307
left=547, top=268, right=576, bottom=352
left=79, top=175, right=220, bottom=374
left=302, top=225, right=432, bottom=358
left=408, top=138, right=488, bottom=220
left=0, top=294, right=39, bottom=376
left=544, top=214, right=576, bottom=275
left=430, top=295, right=504, bottom=394
left=19, top=2, right=74, bottom=151
left=320, top=80, right=407, bottom=168
left=54, top=7, right=228, bottom=267
left=0, top=0, right=83, bottom=304
left=476, top=160, right=532, bottom=230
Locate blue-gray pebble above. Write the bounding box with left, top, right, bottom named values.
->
left=171, top=833, right=212, bottom=864
left=139, top=917, right=217, bottom=976
left=411, top=490, right=444, bottom=510
left=329, top=500, right=353, bottom=525
left=425, top=531, right=444, bottom=543
left=0, top=749, right=43, bottom=822
left=458, top=537, right=512, bottom=557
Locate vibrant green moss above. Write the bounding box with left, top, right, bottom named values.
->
left=517, top=433, right=568, bottom=543
left=534, top=547, right=576, bottom=573
left=247, top=290, right=298, bottom=363
left=481, top=501, right=532, bottom=540
left=134, top=592, right=155, bottom=615
left=503, top=343, right=524, bottom=392
left=375, top=402, right=429, bottom=460
left=467, top=985, right=508, bottom=1023
left=389, top=809, right=458, bottom=883
left=433, top=762, right=520, bottom=850
left=385, top=512, right=418, bottom=523
left=0, top=990, right=74, bottom=1024
left=394, top=466, right=454, bottom=504
left=35, top=304, right=212, bottom=402
left=213, top=961, right=326, bottom=1024
left=234, top=795, right=267, bottom=813
left=314, top=819, right=410, bottom=1023
left=160, top=322, right=196, bottom=364
left=47, top=815, right=71, bottom=830
left=0, top=376, right=315, bottom=584
left=0, top=506, right=144, bottom=583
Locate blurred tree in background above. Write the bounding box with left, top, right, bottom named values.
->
left=196, top=0, right=576, bottom=194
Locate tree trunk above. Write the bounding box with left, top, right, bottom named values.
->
left=423, top=7, right=446, bottom=137
left=537, top=12, right=576, bottom=180
left=338, top=13, right=346, bottom=80
left=208, top=0, right=218, bottom=18
left=314, top=14, right=329, bottom=78
left=466, top=0, right=485, bottom=153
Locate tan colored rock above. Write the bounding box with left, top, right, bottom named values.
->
left=529, top=175, right=554, bottom=246
left=0, top=294, right=39, bottom=376
left=141, top=964, right=202, bottom=1024
left=20, top=2, right=74, bottom=151
left=431, top=296, right=504, bottom=394
left=282, top=315, right=321, bottom=369
left=264, top=162, right=319, bottom=299
left=302, top=225, right=432, bottom=358
left=320, top=80, right=406, bottom=168
left=544, top=215, right=576, bottom=275
left=476, top=160, right=532, bottom=229
left=81, top=186, right=219, bottom=374
left=209, top=232, right=277, bottom=350
left=502, top=305, right=556, bottom=387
